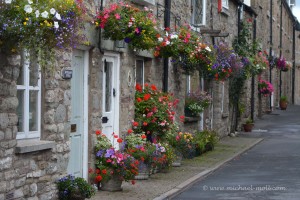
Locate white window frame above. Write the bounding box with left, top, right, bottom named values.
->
left=16, top=51, right=41, bottom=139
left=221, top=82, right=225, bottom=113
left=186, top=75, right=191, bottom=94
left=191, top=0, right=207, bottom=27
left=222, top=0, right=229, bottom=9
left=135, top=59, right=144, bottom=87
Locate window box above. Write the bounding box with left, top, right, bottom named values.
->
left=131, top=0, right=155, bottom=6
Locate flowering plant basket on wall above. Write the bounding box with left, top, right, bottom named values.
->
left=0, top=0, right=86, bottom=56
left=258, top=79, right=273, bottom=97
left=208, top=42, right=244, bottom=81
left=154, top=25, right=213, bottom=75
left=276, top=56, right=290, bottom=72
left=94, top=2, right=158, bottom=51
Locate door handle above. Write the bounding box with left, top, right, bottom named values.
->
left=102, top=117, right=109, bottom=123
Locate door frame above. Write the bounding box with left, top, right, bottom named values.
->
left=70, top=48, right=89, bottom=179
left=102, top=51, right=120, bottom=147
left=82, top=50, right=89, bottom=179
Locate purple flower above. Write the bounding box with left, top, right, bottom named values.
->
left=96, top=150, right=105, bottom=157
left=105, top=148, right=115, bottom=158
left=124, top=37, right=131, bottom=43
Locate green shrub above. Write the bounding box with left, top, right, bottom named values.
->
left=193, top=130, right=219, bottom=155
left=56, top=175, right=95, bottom=200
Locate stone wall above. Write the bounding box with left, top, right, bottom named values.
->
left=0, top=53, right=20, bottom=200
left=0, top=50, right=73, bottom=200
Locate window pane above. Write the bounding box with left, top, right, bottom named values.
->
left=29, top=90, right=38, bottom=131
left=17, top=63, right=24, bottom=85
left=192, top=0, right=203, bottom=25
left=17, top=90, right=24, bottom=132
left=29, top=57, right=39, bottom=86
left=136, top=60, right=144, bottom=85
left=222, top=0, right=228, bottom=7
left=105, top=62, right=113, bottom=112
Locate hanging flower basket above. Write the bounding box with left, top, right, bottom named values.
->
left=0, top=0, right=87, bottom=69
left=154, top=25, right=213, bottom=74
left=258, top=79, right=273, bottom=97
left=276, top=56, right=290, bottom=72
left=94, top=3, right=158, bottom=51
left=209, top=42, right=244, bottom=81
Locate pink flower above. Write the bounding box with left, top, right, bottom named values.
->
left=104, top=14, right=109, bottom=19
left=147, top=112, right=153, bottom=118
left=135, top=27, right=140, bottom=34
left=109, top=4, right=118, bottom=12
left=115, top=13, right=120, bottom=20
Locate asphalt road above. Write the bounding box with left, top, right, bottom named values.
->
left=173, top=105, right=300, bottom=200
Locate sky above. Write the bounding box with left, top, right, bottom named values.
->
left=293, top=0, right=300, bottom=21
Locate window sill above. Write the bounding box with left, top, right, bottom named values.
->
left=184, top=116, right=200, bottom=123
left=222, top=112, right=229, bottom=118
left=15, top=139, right=55, bottom=154
left=221, top=8, right=230, bottom=17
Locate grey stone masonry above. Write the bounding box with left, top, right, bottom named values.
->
left=0, top=48, right=72, bottom=200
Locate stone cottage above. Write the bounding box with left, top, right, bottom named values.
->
left=0, top=0, right=300, bottom=199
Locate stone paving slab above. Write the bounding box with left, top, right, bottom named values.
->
left=91, top=136, right=263, bottom=200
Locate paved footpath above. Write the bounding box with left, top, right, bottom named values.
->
left=91, top=116, right=269, bottom=199
left=173, top=105, right=300, bottom=200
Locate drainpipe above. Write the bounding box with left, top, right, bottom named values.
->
left=251, top=16, right=257, bottom=121
left=279, top=0, right=283, bottom=98
left=163, top=0, right=171, bottom=92
left=269, top=0, right=273, bottom=110
left=292, top=22, right=296, bottom=104
left=98, top=0, right=104, bottom=52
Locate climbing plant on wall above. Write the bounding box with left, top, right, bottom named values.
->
left=230, top=19, right=260, bottom=131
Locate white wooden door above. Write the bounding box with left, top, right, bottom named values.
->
left=102, top=54, right=120, bottom=148
left=68, top=50, right=85, bottom=177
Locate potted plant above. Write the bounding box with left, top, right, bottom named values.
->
left=243, top=118, right=254, bottom=132
left=154, top=25, right=213, bottom=74
left=124, top=133, right=152, bottom=180
left=167, top=132, right=195, bottom=162
left=258, top=79, right=274, bottom=97
left=56, top=175, right=96, bottom=200
left=94, top=3, right=158, bottom=51
left=279, top=95, right=288, bottom=110
left=0, top=0, right=86, bottom=68
left=133, top=83, right=180, bottom=142
left=193, top=130, right=219, bottom=156
left=92, top=131, right=139, bottom=191
left=185, top=90, right=211, bottom=117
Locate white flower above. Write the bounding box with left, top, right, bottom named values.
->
left=50, top=8, right=56, bottom=15
left=166, top=41, right=170, bottom=45
left=54, top=21, right=59, bottom=29
left=24, top=5, right=33, bottom=13
left=170, top=34, right=178, bottom=39
left=28, top=0, right=33, bottom=4
left=35, top=10, right=40, bottom=18
left=160, top=147, right=166, bottom=153
left=55, top=13, right=61, bottom=20
left=158, top=37, right=163, bottom=42
left=5, top=0, right=12, bottom=4
left=41, top=11, right=49, bottom=18
left=205, top=46, right=211, bottom=52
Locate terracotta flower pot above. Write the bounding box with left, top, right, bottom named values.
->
left=280, top=100, right=287, bottom=110
left=243, top=123, right=254, bottom=132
